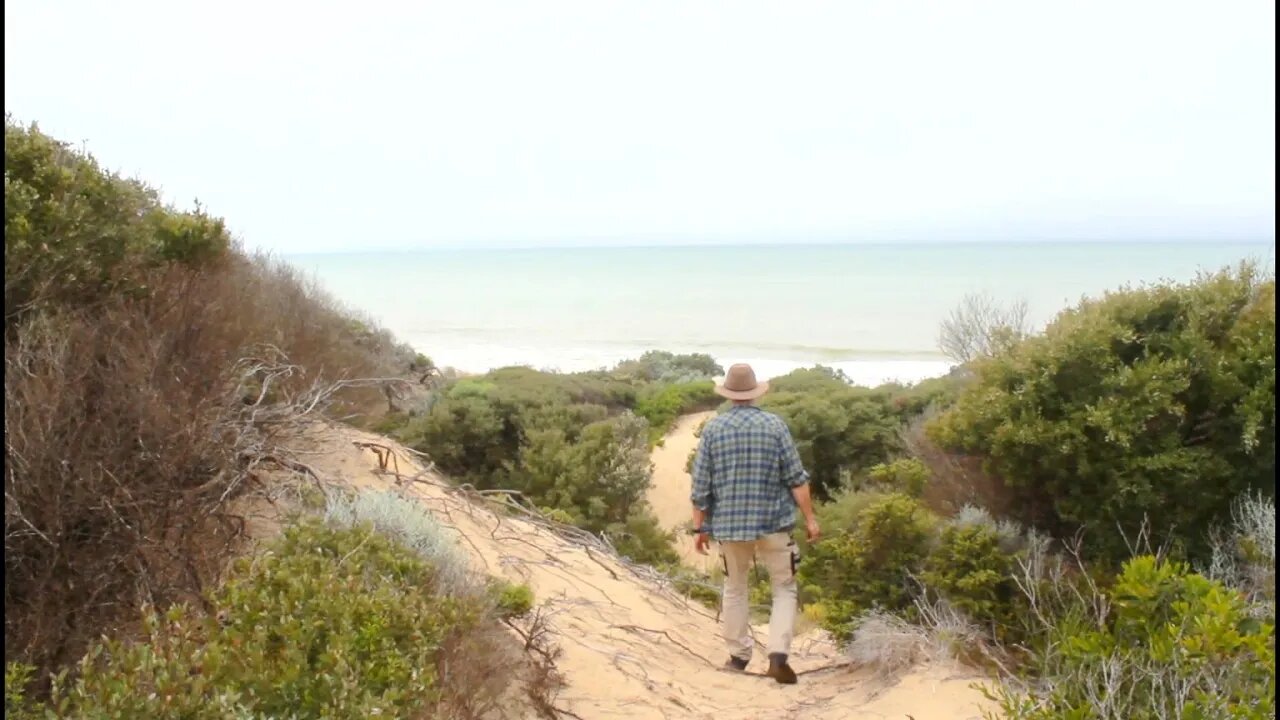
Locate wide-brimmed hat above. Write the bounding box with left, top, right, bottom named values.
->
left=715, top=363, right=769, bottom=401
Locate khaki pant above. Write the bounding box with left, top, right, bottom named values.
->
left=719, top=532, right=798, bottom=661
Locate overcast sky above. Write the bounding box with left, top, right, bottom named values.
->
left=5, top=1, right=1275, bottom=253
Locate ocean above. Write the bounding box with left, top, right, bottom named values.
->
left=286, top=241, right=1273, bottom=386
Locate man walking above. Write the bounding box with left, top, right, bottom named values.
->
left=690, top=363, right=821, bottom=684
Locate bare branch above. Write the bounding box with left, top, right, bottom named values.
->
left=938, top=291, right=1031, bottom=363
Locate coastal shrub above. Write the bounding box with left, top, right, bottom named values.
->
left=402, top=365, right=686, bottom=565
left=879, top=374, right=961, bottom=420
left=810, top=488, right=892, bottom=542
left=5, top=663, right=37, bottom=720
left=516, top=415, right=655, bottom=532
left=949, top=504, right=1029, bottom=555
left=515, top=413, right=652, bottom=530
left=920, top=523, right=1020, bottom=640
left=760, top=384, right=901, bottom=500
left=490, top=580, right=537, bottom=619
left=985, top=556, right=1277, bottom=720
left=611, top=350, right=723, bottom=383
left=863, top=458, right=930, bottom=497
left=901, top=414, right=1016, bottom=520
left=4, top=264, right=414, bottom=679
left=519, top=400, right=612, bottom=438
left=807, top=494, right=1031, bottom=647
left=766, top=365, right=854, bottom=393
left=367, top=410, right=411, bottom=435
left=930, top=264, right=1276, bottom=566
left=4, top=123, right=419, bottom=684
left=448, top=376, right=498, bottom=399
left=634, top=380, right=721, bottom=443
left=322, top=487, right=470, bottom=589
left=514, top=411, right=678, bottom=565
left=759, top=391, right=852, bottom=500
left=398, top=393, right=509, bottom=480
left=4, top=119, right=231, bottom=328
left=13, top=520, right=542, bottom=720
left=608, top=511, right=681, bottom=567
left=798, top=493, right=937, bottom=641
left=486, top=366, right=637, bottom=413
left=402, top=366, right=637, bottom=483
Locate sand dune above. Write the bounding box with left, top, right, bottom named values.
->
left=275, top=421, right=995, bottom=719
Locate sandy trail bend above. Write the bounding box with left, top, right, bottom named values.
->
left=280, top=421, right=993, bottom=719
left=648, top=411, right=718, bottom=571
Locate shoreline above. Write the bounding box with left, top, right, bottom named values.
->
left=432, top=350, right=954, bottom=387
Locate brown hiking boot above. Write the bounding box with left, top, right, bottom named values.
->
left=725, top=656, right=749, bottom=672
left=766, top=653, right=797, bottom=684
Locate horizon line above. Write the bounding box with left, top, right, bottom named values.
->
left=275, top=237, right=1277, bottom=256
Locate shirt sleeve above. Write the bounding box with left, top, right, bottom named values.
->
left=777, top=422, right=809, bottom=488
left=690, top=433, right=714, bottom=511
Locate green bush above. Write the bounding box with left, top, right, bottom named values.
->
left=930, top=264, right=1276, bottom=566
left=21, top=520, right=524, bottom=719
left=986, top=556, right=1276, bottom=719
left=879, top=374, right=961, bottom=419
left=864, top=458, right=931, bottom=497
left=766, top=365, right=854, bottom=393
left=671, top=566, right=724, bottom=610
left=486, top=366, right=637, bottom=412
left=5, top=119, right=231, bottom=327
left=634, top=380, right=720, bottom=444
left=513, top=411, right=678, bottom=565
left=402, top=366, right=685, bottom=566
left=489, top=580, right=536, bottom=619
left=608, top=511, right=681, bottom=567
left=448, top=377, right=498, bottom=399
left=5, top=663, right=37, bottom=720
left=399, top=393, right=509, bottom=480
left=921, top=523, right=1019, bottom=639
left=759, top=381, right=902, bottom=500
left=810, top=488, right=893, bottom=541
left=611, top=350, right=722, bottom=383
left=516, top=412, right=651, bottom=530
left=798, top=493, right=937, bottom=641
left=403, top=367, right=635, bottom=485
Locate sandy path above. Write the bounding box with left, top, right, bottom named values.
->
left=648, top=411, right=718, bottom=571
left=273, top=421, right=995, bottom=719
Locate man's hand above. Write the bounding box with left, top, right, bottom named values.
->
left=691, top=507, right=709, bottom=554
left=805, top=516, right=821, bottom=543
left=791, top=483, right=820, bottom=543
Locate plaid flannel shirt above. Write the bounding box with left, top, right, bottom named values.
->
left=690, top=405, right=809, bottom=542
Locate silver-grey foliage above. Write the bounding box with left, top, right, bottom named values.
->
left=324, top=487, right=471, bottom=591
